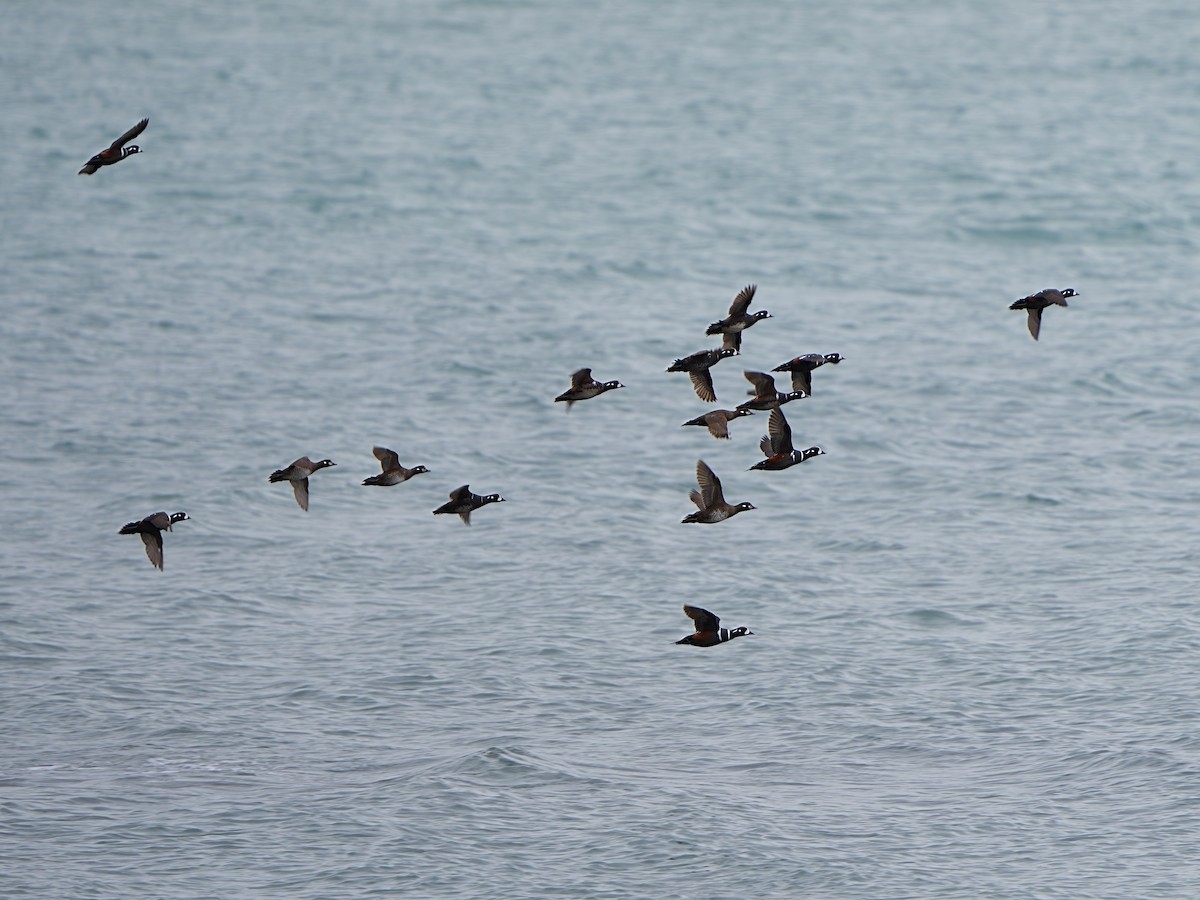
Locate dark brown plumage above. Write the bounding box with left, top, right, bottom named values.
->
left=268, top=456, right=337, bottom=511
left=704, top=284, right=771, bottom=353
left=119, top=511, right=189, bottom=571
left=681, top=408, right=754, bottom=439
left=362, top=447, right=430, bottom=486
left=554, top=368, right=624, bottom=408
left=681, top=459, right=756, bottom=524
left=1010, top=288, right=1075, bottom=340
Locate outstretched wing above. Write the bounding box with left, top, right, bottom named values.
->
left=727, top=284, right=757, bottom=317
left=695, top=459, right=725, bottom=508
left=570, top=368, right=594, bottom=390
left=110, top=118, right=148, bottom=152
left=683, top=605, right=719, bottom=633
left=689, top=370, right=717, bottom=403
left=373, top=446, right=401, bottom=471
left=706, top=413, right=731, bottom=439
left=140, top=532, right=164, bottom=570
left=292, top=478, right=310, bottom=511
left=743, top=370, right=774, bottom=398
left=766, top=407, right=793, bottom=455
left=1026, top=307, right=1043, bottom=340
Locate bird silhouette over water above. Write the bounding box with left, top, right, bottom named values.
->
left=79, top=118, right=148, bottom=175
left=269, top=456, right=337, bottom=511
left=362, top=447, right=430, bottom=486
left=667, top=347, right=736, bottom=403
left=749, top=407, right=825, bottom=471
left=433, top=485, right=505, bottom=525
left=681, top=459, right=756, bottom=524
left=675, top=605, right=753, bottom=646
left=554, top=368, right=624, bottom=408
left=771, top=353, right=844, bottom=396
left=705, top=284, right=771, bottom=353
left=736, top=371, right=806, bottom=412
left=681, top=408, right=754, bottom=439
left=119, top=511, right=189, bottom=570
left=1010, top=288, right=1075, bottom=340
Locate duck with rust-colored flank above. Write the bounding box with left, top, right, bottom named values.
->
left=681, top=408, right=754, bottom=439
left=736, top=370, right=806, bottom=412
left=269, top=456, right=337, bottom=511
left=749, top=407, right=825, bottom=471
left=771, top=353, right=844, bottom=395
left=79, top=118, right=148, bottom=175
left=1010, top=288, right=1075, bottom=340
left=119, top=511, right=189, bottom=571
left=433, top=485, right=505, bottom=525
left=681, top=459, right=755, bottom=524
left=705, top=284, right=771, bottom=353
left=675, top=605, right=753, bottom=647
left=667, top=347, right=736, bottom=403
left=362, top=447, right=430, bottom=486
left=555, top=368, right=624, bottom=409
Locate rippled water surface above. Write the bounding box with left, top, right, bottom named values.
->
left=3, top=1, right=1200, bottom=897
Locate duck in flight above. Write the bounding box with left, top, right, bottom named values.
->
left=1010, top=288, right=1075, bottom=340
left=749, top=407, right=825, bottom=471
left=269, top=456, right=337, bottom=511
left=675, top=605, right=753, bottom=647
left=554, top=368, right=624, bottom=409
left=79, top=118, right=148, bottom=175
left=362, top=447, right=430, bottom=486
left=681, top=459, right=756, bottom=524
left=119, top=510, right=189, bottom=570
left=705, top=284, right=771, bottom=353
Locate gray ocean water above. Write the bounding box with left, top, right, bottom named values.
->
left=3, top=1, right=1200, bottom=897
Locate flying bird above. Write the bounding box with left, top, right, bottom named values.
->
left=675, top=605, right=753, bottom=647
left=433, top=484, right=505, bottom=525
left=362, top=446, right=430, bottom=486
left=269, top=456, right=337, bottom=511
left=749, top=407, right=825, bottom=471
left=705, top=284, right=771, bottom=353
left=79, top=118, right=148, bottom=175
left=555, top=368, right=624, bottom=408
left=119, top=510, right=189, bottom=571
left=1010, top=288, right=1075, bottom=340
left=681, top=459, right=756, bottom=524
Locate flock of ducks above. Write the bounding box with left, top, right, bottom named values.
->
left=94, top=119, right=1076, bottom=647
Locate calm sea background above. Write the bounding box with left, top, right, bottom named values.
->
left=3, top=1, right=1200, bottom=897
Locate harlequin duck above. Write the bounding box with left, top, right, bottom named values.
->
left=268, top=456, right=337, bottom=511
left=78, top=118, right=148, bottom=175
left=667, top=347, right=736, bottom=403
left=681, top=408, right=753, bottom=439
left=749, top=407, right=825, bottom=471
left=705, top=284, right=771, bottom=353
left=1010, top=288, right=1075, bottom=340
left=555, top=368, right=624, bottom=408
left=681, top=459, right=756, bottom=524
left=119, top=511, right=189, bottom=571
left=736, top=371, right=806, bottom=412
left=771, top=353, right=844, bottom=395
left=433, top=485, right=505, bottom=525
left=362, top=446, right=430, bottom=486
left=675, top=605, right=753, bottom=647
